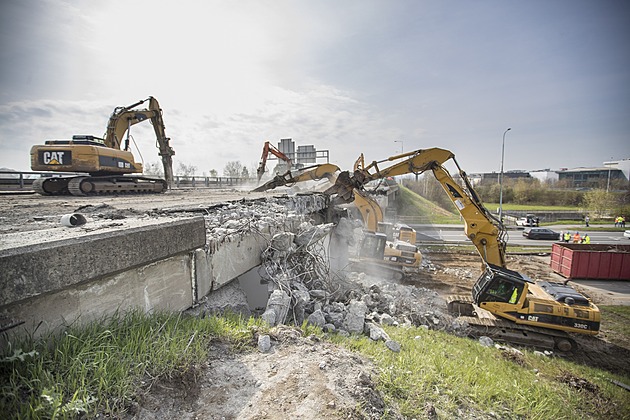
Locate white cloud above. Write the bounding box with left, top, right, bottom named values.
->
left=1, top=1, right=628, bottom=176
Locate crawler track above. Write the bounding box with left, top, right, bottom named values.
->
left=33, top=175, right=167, bottom=196
left=448, top=295, right=577, bottom=352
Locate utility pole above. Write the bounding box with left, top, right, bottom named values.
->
left=498, top=128, right=511, bottom=224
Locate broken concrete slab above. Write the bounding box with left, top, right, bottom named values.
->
left=0, top=217, right=206, bottom=306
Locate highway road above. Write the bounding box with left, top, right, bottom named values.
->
left=411, top=225, right=629, bottom=246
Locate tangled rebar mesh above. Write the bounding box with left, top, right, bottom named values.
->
left=257, top=221, right=357, bottom=326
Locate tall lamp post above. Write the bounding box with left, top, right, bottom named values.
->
left=394, top=140, right=404, bottom=154
left=498, top=127, right=511, bottom=224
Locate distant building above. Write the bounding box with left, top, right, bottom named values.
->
left=529, top=169, right=559, bottom=184
left=469, top=170, right=532, bottom=186
left=604, top=158, right=630, bottom=181
left=469, top=158, right=629, bottom=189
left=277, top=138, right=330, bottom=167
left=557, top=166, right=626, bottom=188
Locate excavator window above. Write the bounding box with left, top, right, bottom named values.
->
left=574, top=309, right=590, bottom=319
left=533, top=303, right=554, bottom=314
left=484, top=278, right=524, bottom=304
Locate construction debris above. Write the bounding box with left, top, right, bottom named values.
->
left=191, top=195, right=464, bottom=348
left=255, top=216, right=464, bottom=348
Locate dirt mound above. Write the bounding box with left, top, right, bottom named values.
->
left=127, top=328, right=395, bottom=420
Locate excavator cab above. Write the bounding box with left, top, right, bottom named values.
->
left=472, top=264, right=530, bottom=306
left=358, top=232, right=387, bottom=259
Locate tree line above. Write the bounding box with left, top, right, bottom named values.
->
left=144, top=161, right=255, bottom=179
left=404, top=175, right=630, bottom=219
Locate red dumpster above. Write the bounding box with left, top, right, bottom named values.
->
left=550, top=243, right=630, bottom=280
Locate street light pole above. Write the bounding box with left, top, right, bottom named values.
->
left=394, top=140, right=404, bottom=154
left=606, top=157, right=613, bottom=193
left=498, top=127, right=511, bottom=224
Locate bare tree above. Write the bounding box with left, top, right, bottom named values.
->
left=224, top=161, right=243, bottom=177
left=583, top=189, right=614, bottom=218
left=143, top=162, right=163, bottom=176
left=177, top=162, right=197, bottom=179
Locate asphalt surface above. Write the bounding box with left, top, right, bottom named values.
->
left=411, top=224, right=629, bottom=246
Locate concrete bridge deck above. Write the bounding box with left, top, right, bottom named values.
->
left=0, top=189, right=333, bottom=342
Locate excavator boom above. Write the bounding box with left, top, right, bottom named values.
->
left=104, top=96, right=175, bottom=188
left=326, top=148, right=506, bottom=267
left=253, top=163, right=340, bottom=192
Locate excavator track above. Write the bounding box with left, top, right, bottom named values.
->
left=348, top=258, right=404, bottom=281
left=32, top=177, right=70, bottom=195
left=447, top=295, right=577, bottom=352
left=35, top=176, right=167, bottom=196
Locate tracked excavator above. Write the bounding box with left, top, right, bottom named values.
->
left=30, top=97, right=175, bottom=196
left=253, top=163, right=422, bottom=271
left=325, top=147, right=600, bottom=351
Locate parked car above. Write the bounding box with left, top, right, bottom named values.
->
left=515, top=214, right=540, bottom=227
left=624, top=230, right=630, bottom=239
left=522, top=227, right=560, bottom=240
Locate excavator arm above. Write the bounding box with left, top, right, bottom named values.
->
left=254, top=163, right=385, bottom=234
left=104, top=97, right=175, bottom=188
left=326, top=148, right=507, bottom=267
left=253, top=163, right=340, bottom=192
left=256, top=141, right=293, bottom=182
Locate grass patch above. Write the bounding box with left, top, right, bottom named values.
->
left=332, top=326, right=630, bottom=419
left=419, top=243, right=553, bottom=255
left=397, top=186, right=461, bottom=224
left=598, top=306, right=630, bottom=349
left=485, top=203, right=581, bottom=212
left=0, top=310, right=264, bottom=419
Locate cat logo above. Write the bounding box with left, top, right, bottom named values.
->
left=40, top=151, right=70, bottom=165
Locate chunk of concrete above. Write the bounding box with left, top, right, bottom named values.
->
left=261, top=289, right=291, bottom=326
left=344, top=299, right=368, bottom=334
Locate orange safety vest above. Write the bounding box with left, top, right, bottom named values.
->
left=573, top=233, right=581, bottom=243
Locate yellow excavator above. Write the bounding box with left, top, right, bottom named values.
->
left=30, top=97, right=175, bottom=196
left=326, top=147, right=600, bottom=351
left=253, top=162, right=422, bottom=271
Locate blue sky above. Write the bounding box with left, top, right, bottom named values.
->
left=1, top=0, right=628, bottom=177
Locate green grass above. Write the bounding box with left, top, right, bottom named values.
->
left=3, top=311, right=629, bottom=419
left=397, top=186, right=461, bottom=224
left=0, top=310, right=265, bottom=419
left=332, top=325, right=630, bottom=419
left=419, top=243, right=554, bottom=255
left=485, top=203, right=582, bottom=212
left=598, top=306, right=630, bottom=349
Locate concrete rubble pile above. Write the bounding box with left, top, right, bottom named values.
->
left=201, top=195, right=328, bottom=252
left=257, top=221, right=467, bottom=348
left=189, top=196, right=466, bottom=347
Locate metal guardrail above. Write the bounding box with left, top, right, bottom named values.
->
left=173, top=176, right=249, bottom=188
left=0, top=171, right=255, bottom=192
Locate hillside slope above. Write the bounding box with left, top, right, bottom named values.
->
left=396, top=184, right=460, bottom=223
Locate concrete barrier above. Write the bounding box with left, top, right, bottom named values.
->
left=0, top=217, right=206, bottom=307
